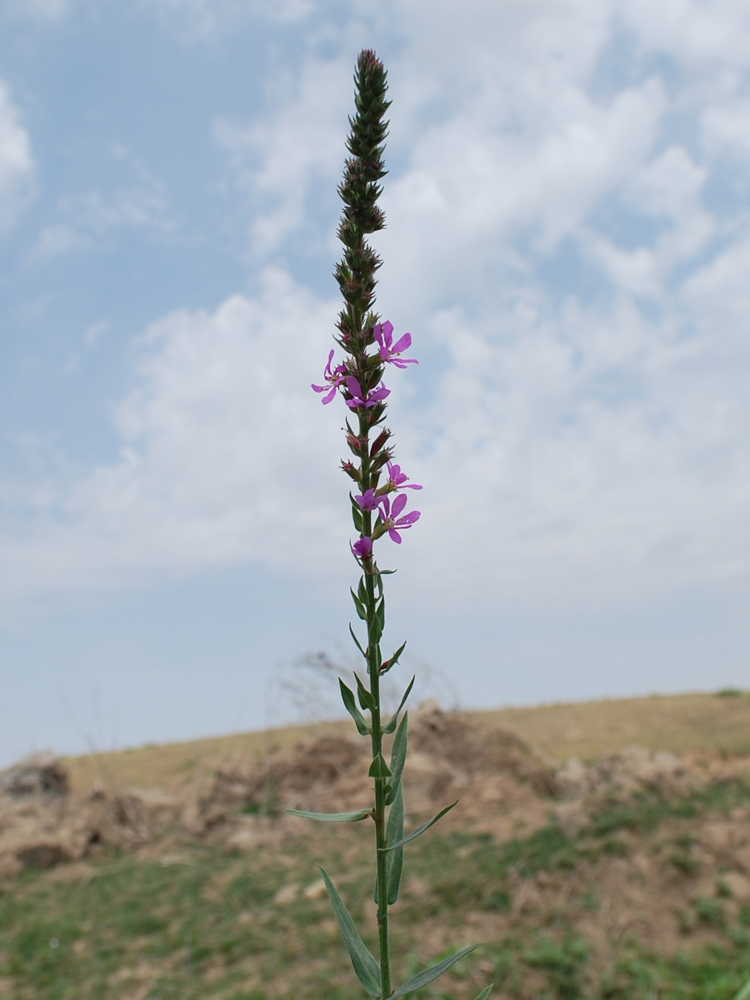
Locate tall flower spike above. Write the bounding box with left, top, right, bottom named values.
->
left=302, top=51, right=487, bottom=1000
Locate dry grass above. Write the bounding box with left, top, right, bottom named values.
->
left=63, top=720, right=349, bottom=794
left=62, top=691, right=750, bottom=794
left=479, top=690, right=750, bottom=762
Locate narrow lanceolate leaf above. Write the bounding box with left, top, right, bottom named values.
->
left=384, top=713, right=408, bottom=805
left=474, top=985, right=494, bottom=1000
left=382, top=676, right=414, bottom=734
left=349, top=623, right=367, bottom=658
left=382, top=801, right=457, bottom=852
left=340, top=679, right=370, bottom=736
left=350, top=495, right=364, bottom=532
left=318, top=866, right=381, bottom=1000
left=286, top=809, right=370, bottom=823
left=355, top=672, right=375, bottom=711
left=368, top=752, right=392, bottom=778
left=385, top=783, right=404, bottom=904
left=351, top=588, right=368, bottom=621
left=390, top=944, right=480, bottom=999
left=376, top=596, right=385, bottom=634
left=370, top=613, right=383, bottom=645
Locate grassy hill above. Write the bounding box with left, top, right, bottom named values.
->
left=2, top=690, right=750, bottom=1000
left=63, top=690, right=750, bottom=793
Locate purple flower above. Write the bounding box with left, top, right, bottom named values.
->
left=354, top=488, right=380, bottom=511
left=373, top=321, right=418, bottom=368
left=344, top=376, right=391, bottom=410
left=351, top=536, right=373, bottom=559
left=385, top=461, right=422, bottom=493
left=380, top=493, right=421, bottom=544
left=311, top=350, right=347, bottom=404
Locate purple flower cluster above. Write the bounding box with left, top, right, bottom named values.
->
left=312, top=320, right=422, bottom=556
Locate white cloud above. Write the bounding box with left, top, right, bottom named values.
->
left=7, top=0, right=750, bottom=619
left=0, top=0, right=68, bottom=22
left=30, top=147, right=175, bottom=260
left=0, top=79, right=34, bottom=233
left=141, top=0, right=313, bottom=43
left=0, top=270, right=348, bottom=591
left=213, top=55, right=350, bottom=257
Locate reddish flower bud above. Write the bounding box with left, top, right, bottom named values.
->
left=370, top=428, right=390, bottom=457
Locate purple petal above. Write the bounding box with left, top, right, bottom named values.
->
left=322, top=387, right=337, bottom=404
left=369, top=383, right=391, bottom=401
left=345, top=376, right=362, bottom=396
left=391, top=493, right=408, bottom=517
left=398, top=510, right=421, bottom=525
left=388, top=528, right=403, bottom=543
left=391, top=333, right=412, bottom=354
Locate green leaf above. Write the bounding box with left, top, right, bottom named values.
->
left=350, top=495, right=364, bottom=532
left=473, top=986, right=494, bottom=1000
left=382, top=676, right=414, bottom=734
left=358, top=576, right=368, bottom=604
left=351, top=588, right=367, bottom=621
left=355, top=673, right=375, bottom=712
left=368, top=753, right=392, bottom=778
left=370, top=616, right=383, bottom=645
left=384, top=713, right=408, bottom=806
left=349, top=623, right=367, bottom=659
left=318, top=866, right=381, bottom=999
left=382, top=801, right=457, bottom=852
left=390, top=944, right=479, bottom=999
left=340, top=679, right=370, bottom=736
left=386, top=783, right=404, bottom=904
left=286, top=809, right=370, bottom=823
left=376, top=596, right=385, bottom=633
left=736, top=978, right=750, bottom=1000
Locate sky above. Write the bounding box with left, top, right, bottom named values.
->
left=2, top=0, right=750, bottom=765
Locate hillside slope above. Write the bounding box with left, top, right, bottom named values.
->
left=1, top=691, right=750, bottom=1000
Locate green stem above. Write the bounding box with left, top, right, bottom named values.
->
left=359, top=414, right=392, bottom=999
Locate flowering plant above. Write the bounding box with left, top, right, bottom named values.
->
left=292, top=49, right=493, bottom=1000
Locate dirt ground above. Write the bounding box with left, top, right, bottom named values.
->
left=4, top=691, right=750, bottom=978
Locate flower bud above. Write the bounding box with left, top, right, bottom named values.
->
left=341, top=460, right=361, bottom=482
left=370, top=429, right=390, bottom=457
